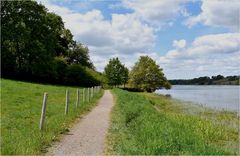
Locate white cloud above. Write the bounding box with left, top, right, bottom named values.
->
left=159, top=33, right=240, bottom=79
left=185, top=0, right=240, bottom=30
left=38, top=0, right=239, bottom=79
left=39, top=0, right=157, bottom=71
left=173, top=39, right=186, bottom=49
left=122, top=0, right=190, bottom=27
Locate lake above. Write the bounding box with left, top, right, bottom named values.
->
left=155, top=85, right=240, bottom=112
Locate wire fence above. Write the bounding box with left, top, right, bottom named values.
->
left=39, top=86, right=102, bottom=130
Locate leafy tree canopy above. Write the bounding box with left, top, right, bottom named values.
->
left=1, top=0, right=101, bottom=86
left=67, top=42, right=94, bottom=69
left=104, top=57, right=128, bottom=86
left=1, top=0, right=64, bottom=77
left=129, top=56, right=171, bottom=92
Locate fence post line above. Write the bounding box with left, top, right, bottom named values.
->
left=39, top=92, right=48, bottom=130
left=65, top=89, right=69, bottom=115
left=76, top=89, right=79, bottom=108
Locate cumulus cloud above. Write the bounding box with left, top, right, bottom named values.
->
left=38, top=0, right=239, bottom=79
left=122, top=0, right=190, bottom=27
left=159, top=33, right=240, bottom=79
left=39, top=0, right=157, bottom=71
left=185, top=0, right=240, bottom=30
left=173, top=39, right=186, bottom=49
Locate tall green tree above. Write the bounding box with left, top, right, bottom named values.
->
left=104, top=57, right=128, bottom=86
left=1, top=0, right=102, bottom=87
left=67, top=42, right=94, bottom=69
left=129, top=56, right=171, bottom=92
left=122, top=66, right=129, bottom=88
left=1, top=0, right=64, bottom=79
left=55, top=28, right=74, bottom=57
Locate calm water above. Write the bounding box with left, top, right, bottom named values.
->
left=156, top=85, right=240, bottom=112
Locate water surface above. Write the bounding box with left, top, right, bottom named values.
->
left=156, top=85, right=240, bottom=112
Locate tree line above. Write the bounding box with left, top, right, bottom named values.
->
left=1, top=0, right=102, bottom=87
left=170, top=75, right=240, bottom=85
left=104, top=56, right=171, bottom=92
left=1, top=0, right=171, bottom=92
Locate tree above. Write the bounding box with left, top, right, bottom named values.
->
left=104, top=57, right=127, bottom=86
left=212, top=75, right=224, bottom=80
left=129, top=56, right=171, bottom=92
left=67, top=42, right=94, bottom=69
left=1, top=1, right=64, bottom=79
left=122, top=67, right=129, bottom=88
left=1, top=0, right=102, bottom=87
left=55, top=28, right=74, bottom=57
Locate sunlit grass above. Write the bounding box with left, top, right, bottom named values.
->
left=1, top=79, right=103, bottom=155
left=105, top=89, right=239, bottom=155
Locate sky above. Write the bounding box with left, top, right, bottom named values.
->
left=38, top=0, right=240, bottom=79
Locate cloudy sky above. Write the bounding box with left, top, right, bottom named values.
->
left=38, top=0, right=240, bottom=79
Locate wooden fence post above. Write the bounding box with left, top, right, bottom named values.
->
left=39, top=92, right=48, bottom=130
left=88, top=88, right=90, bottom=102
left=83, top=88, right=85, bottom=102
left=92, top=87, right=94, bottom=97
left=76, top=89, right=79, bottom=108
left=65, top=89, right=69, bottom=115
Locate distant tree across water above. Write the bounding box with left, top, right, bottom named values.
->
left=169, top=75, right=240, bottom=85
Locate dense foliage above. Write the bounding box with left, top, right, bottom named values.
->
left=170, top=75, right=240, bottom=85
left=104, top=57, right=128, bottom=87
left=129, top=56, right=171, bottom=92
left=1, top=0, right=100, bottom=86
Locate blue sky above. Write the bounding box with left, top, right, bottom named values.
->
left=39, top=0, right=240, bottom=79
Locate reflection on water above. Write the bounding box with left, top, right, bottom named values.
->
left=156, top=85, right=240, bottom=112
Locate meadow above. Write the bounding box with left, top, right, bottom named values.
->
left=1, top=79, right=103, bottom=155
left=105, top=89, right=239, bottom=155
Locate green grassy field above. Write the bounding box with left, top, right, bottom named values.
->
left=1, top=79, right=103, bottom=155
left=105, top=89, right=239, bottom=155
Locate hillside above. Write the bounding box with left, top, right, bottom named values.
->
left=1, top=79, right=103, bottom=155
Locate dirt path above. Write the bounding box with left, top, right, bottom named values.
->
left=47, top=90, right=114, bottom=155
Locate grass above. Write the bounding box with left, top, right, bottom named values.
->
left=105, top=88, right=239, bottom=155
left=0, top=79, right=103, bottom=155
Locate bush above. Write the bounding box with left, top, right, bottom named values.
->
left=64, top=64, right=102, bottom=87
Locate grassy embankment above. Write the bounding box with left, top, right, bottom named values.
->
left=1, top=79, right=103, bottom=155
left=105, top=88, right=239, bottom=155
left=212, top=79, right=239, bottom=85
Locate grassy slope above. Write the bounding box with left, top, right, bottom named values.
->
left=1, top=79, right=103, bottom=155
left=212, top=79, right=239, bottom=85
left=105, top=89, right=239, bottom=155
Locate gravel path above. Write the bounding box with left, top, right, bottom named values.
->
left=47, top=90, right=114, bottom=155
